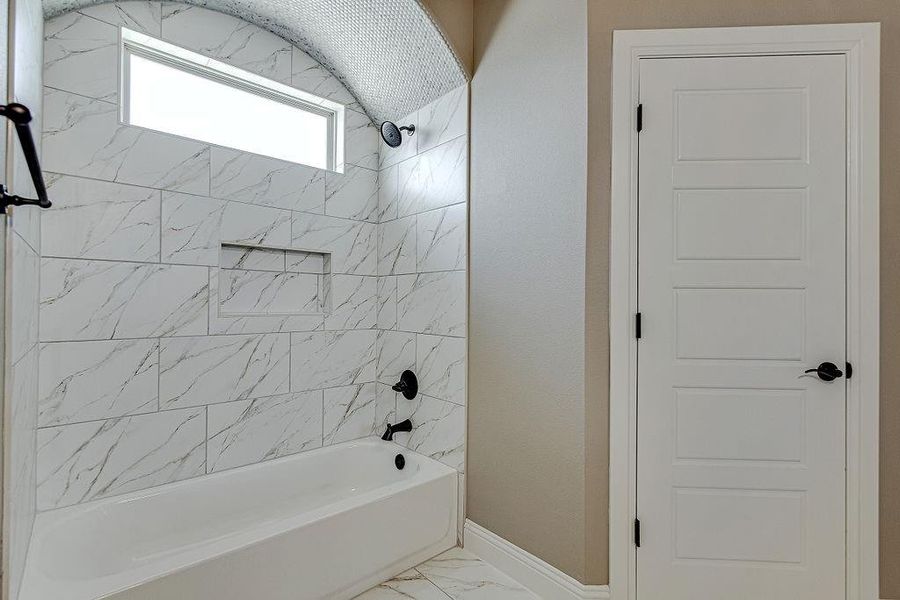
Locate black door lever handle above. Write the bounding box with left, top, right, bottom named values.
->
left=804, top=361, right=843, bottom=382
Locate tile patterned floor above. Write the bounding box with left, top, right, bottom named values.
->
left=355, top=547, right=539, bottom=600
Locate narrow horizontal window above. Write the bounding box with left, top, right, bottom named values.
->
left=120, top=28, right=344, bottom=171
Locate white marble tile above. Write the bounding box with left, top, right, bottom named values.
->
left=377, top=216, right=416, bottom=276
left=160, top=333, right=289, bottom=409
left=44, top=12, right=119, bottom=101
left=219, top=199, right=291, bottom=250
left=417, top=85, right=468, bottom=153
left=325, top=275, right=376, bottom=330
left=161, top=3, right=291, bottom=82
left=208, top=268, right=324, bottom=335
left=323, top=383, right=392, bottom=445
left=161, top=194, right=224, bottom=266
left=376, top=163, right=399, bottom=223
left=417, top=204, right=466, bottom=272
left=379, top=110, right=418, bottom=169
left=40, top=258, right=209, bottom=341
left=78, top=0, right=162, bottom=37
left=43, top=89, right=210, bottom=194
left=10, top=232, right=40, bottom=364
left=376, top=330, right=416, bottom=386
left=377, top=382, right=398, bottom=418
left=9, top=200, right=41, bottom=257
left=115, top=131, right=211, bottom=195
left=37, top=407, right=206, bottom=510
left=207, top=391, right=323, bottom=472
left=161, top=192, right=291, bottom=266
left=354, top=569, right=449, bottom=600
left=219, top=269, right=320, bottom=315
left=42, top=87, right=120, bottom=175
left=377, top=276, right=398, bottom=330
left=345, top=109, right=379, bottom=170
left=285, top=250, right=326, bottom=274
left=227, top=200, right=294, bottom=250
left=396, top=395, right=465, bottom=471
left=43, top=174, right=161, bottom=262
left=210, top=147, right=325, bottom=213
left=292, top=213, right=376, bottom=275
left=8, top=347, right=38, bottom=600
left=397, top=272, right=466, bottom=337
left=79, top=1, right=162, bottom=35
left=326, top=165, right=378, bottom=222
left=39, top=339, right=159, bottom=427
left=417, top=335, right=466, bottom=407
left=398, top=136, right=467, bottom=217
left=220, top=245, right=284, bottom=272
left=290, top=330, right=376, bottom=391
left=290, top=47, right=360, bottom=110
left=416, top=548, right=536, bottom=600
left=7, top=0, right=41, bottom=589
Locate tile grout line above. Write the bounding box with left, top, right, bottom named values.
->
left=411, top=564, right=456, bottom=600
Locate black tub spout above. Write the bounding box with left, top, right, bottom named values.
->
left=381, top=419, right=413, bottom=441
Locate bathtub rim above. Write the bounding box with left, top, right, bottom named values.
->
left=22, top=437, right=457, bottom=600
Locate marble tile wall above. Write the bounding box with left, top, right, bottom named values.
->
left=4, top=0, right=45, bottom=597
left=36, top=1, right=386, bottom=512
left=375, top=84, right=468, bottom=539
left=36, top=4, right=469, bottom=532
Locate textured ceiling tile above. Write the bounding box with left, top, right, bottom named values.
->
left=42, top=0, right=468, bottom=122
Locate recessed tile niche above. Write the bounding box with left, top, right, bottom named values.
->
left=218, top=243, right=332, bottom=316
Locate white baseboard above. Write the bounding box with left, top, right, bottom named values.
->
left=463, top=520, right=610, bottom=600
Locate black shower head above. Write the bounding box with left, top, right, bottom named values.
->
left=380, top=121, right=416, bottom=148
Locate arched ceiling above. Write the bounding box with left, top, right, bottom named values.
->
left=42, top=0, right=468, bottom=122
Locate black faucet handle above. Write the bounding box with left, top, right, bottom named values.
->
left=391, top=370, right=418, bottom=400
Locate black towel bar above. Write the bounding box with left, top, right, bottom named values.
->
left=0, top=103, right=51, bottom=214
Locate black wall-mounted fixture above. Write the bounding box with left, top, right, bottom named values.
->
left=380, top=121, right=416, bottom=148
left=382, top=419, right=413, bottom=441
left=0, top=103, right=52, bottom=214
left=392, top=370, right=418, bottom=400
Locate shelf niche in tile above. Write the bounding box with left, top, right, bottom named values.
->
left=218, top=243, right=332, bottom=316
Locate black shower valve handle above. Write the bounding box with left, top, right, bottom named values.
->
left=392, top=370, right=418, bottom=400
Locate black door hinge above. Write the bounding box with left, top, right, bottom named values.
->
left=635, top=312, right=642, bottom=339
left=634, top=518, right=641, bottom=547
left=846, top=362, right=853, bottom=380
left=636, top=104, right=643, bottom=132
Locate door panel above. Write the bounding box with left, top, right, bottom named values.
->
left=637, top=55, right=846, bottom=600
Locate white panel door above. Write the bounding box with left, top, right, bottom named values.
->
left=636, top=55, right=846, bottom=600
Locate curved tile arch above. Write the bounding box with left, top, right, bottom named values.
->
left=42, top=0, right=468, bottom=122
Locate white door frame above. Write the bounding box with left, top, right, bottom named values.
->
left=609, top=23, right=880, bottom=600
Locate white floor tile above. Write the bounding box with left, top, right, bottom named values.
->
left=357, top=548, right=539, bottom=600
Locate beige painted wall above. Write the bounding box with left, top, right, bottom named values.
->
left=468, top=0, right=602, bottom=584
left=421, top=0, right=474, bottom=75
left=470, top=0, right=900, bottom=595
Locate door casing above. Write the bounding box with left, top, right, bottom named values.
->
left=609, top=23, right=880, bottom=600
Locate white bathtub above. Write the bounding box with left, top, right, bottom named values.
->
left=20, top=438, right=458, bottom=600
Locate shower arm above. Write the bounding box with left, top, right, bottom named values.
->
left=0, top=103, right=52, bottom=214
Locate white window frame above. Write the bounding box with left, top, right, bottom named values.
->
left=119, top=27, right=345, bottom=172
left=609, top=23, right=880, bottom=600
